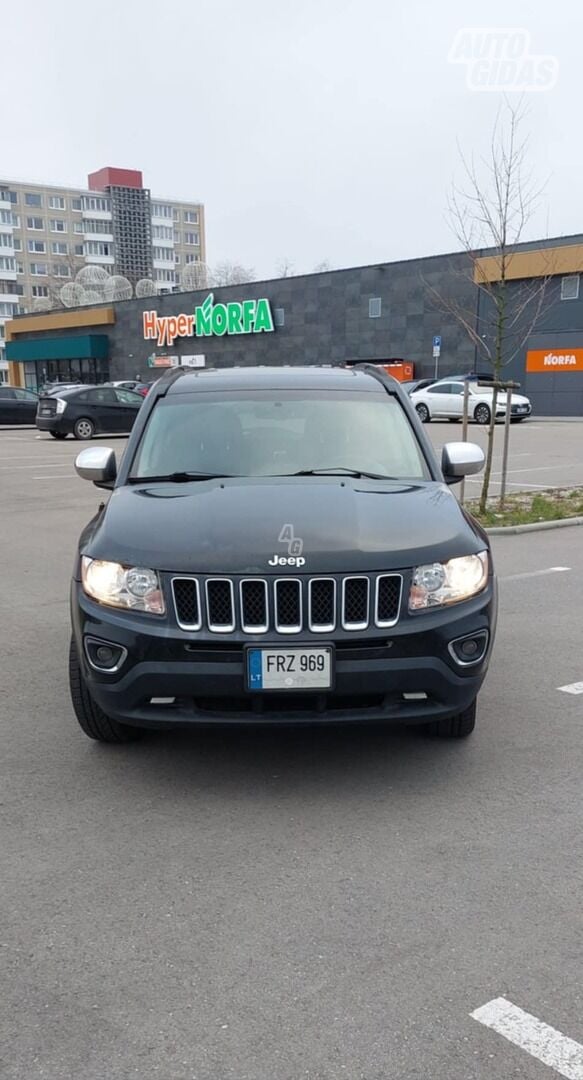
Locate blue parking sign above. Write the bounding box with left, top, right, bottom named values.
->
left=432, top=335, right=442, bottom=348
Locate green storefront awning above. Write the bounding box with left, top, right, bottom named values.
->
left=6, top=334, right=109, bottom=362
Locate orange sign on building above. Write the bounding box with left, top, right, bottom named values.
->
left=526, top=348, right=583, bottom=373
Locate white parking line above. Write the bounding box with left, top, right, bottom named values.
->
left=471, top=997, right=583, bottom=1079
left=558, top=682, right=583, bottom=695
left=491, top=464, right=582, bottom=476
left=33, top=474, right=78, bottom=480
left=0, top=462, right=71, bottom=470
left=0, top=454, right=73, bottom=460
left=464, top=478, right=555, bottom=489
left=502, top=567, right=571, bottom=581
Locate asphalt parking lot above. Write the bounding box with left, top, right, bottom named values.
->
left=2, top=425, right=583, bottom=1080
left=427, top=417, right=583, bottom=497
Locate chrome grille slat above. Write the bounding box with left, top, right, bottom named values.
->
left=240, top=578, right=269, bottom=633
left=342, top=576, right=370, bottom=630
left=171, top=577, right=202, bottom=630
left=375, top=574, right=403, bottom=627
left=274, top=578, right=302, bottom=633
left=308, top=578, right=336, bottom=632
left=172, top=574, right=403, bottom=633
left=205, top=578, right=235, bottom=632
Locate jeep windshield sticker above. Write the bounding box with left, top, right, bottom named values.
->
left=143, top=294, right=275, bottom=347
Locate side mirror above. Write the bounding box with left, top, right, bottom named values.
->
left=441, top=442, right=484, bottom=485
left=75, top=446, right=117, bottom=488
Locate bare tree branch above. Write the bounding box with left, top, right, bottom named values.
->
left=423, top=99, right=552, bottom=512
left=209, top=261, right=255, bottom=287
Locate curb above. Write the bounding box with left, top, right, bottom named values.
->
left=486, top=516, right=583, bottom=536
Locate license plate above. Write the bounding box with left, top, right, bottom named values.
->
left=247, top=647, right=333, bottom=691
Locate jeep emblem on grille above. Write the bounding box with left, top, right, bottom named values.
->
left=268, top=555, right=306, bottom=567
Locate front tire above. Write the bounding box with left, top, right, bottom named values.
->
left=426, top=699, right=476, bottom=739
left=69, top=638, right=141, bottom=743
left=415, top=402, right=430, bottom=423
left=474, top=403, right=491, bottom=425
left=50, top=431, right=67, bottom=440
left=73, top=417, right=95, bottom=440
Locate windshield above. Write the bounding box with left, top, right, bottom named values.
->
left=130, top=390, right=431, bottom=481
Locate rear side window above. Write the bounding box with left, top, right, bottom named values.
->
left=114, top=388, right=142, bottom=404
left=13, top=388, right=37, bottom=400
left=88, top=388, right=116, bottom=404
left=0, top=388, right=15, bottom=399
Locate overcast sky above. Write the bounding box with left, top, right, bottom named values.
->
left=2, top=0, right=580, bottom=279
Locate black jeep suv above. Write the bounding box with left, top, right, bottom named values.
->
left=70, top=365, right=496, bottom=743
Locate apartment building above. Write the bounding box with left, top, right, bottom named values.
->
left=0, top=166, right=205, bottom=380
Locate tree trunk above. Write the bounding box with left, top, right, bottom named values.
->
left=479, top=385, right=498, bottom=515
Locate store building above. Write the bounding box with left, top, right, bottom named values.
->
left=0, top=166, right=205, bottom=381
left=5, top=233, right=583, bottom=416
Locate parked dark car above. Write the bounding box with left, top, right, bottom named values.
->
left=36, top=385, right=144, bottom=440
left=0, top=386, right=39, bottom=425
left=69, top=364, right=497, bottom=745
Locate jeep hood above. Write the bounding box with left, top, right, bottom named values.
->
left=82, top=476, right=484, bottom=574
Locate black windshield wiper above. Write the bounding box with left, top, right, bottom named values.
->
left=129, top=471, right=236, bottom=484
left=287, top=467, right=400, bottom=480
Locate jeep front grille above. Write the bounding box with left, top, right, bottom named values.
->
left=171, top=573, right=402, bottom=634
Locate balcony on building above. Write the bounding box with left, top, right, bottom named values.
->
left=83, top=229, right=114, bottom=242
left=85, top=253, right=115, bottom=265
left=81, top=200, right=112, bottom=222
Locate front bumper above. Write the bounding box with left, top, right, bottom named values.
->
left=495, top=405, right=532, bottom=419
left=71, top=580, right=497, bottom=728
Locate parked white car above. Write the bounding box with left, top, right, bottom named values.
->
left=410, top=379, right=532, bottom=425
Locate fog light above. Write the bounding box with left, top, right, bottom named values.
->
left=448, top=631, right=489, bottom=666
left=96, top=645, right=115, bottom=665
left=84, top=636, right=127, bottom=673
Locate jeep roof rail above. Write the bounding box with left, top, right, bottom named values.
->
left=150, top=365, right=190, bottom=397
left=353, top=362, right=399, bottom=393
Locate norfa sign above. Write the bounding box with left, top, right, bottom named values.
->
left=143, top=292, right=274, bottom=347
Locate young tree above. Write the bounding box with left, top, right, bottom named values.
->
left=313, top=259, right=332, bottom=272
left=426, top=100, right=551, bottom=512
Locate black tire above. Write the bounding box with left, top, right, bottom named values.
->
left=474, top=403, right=491, bottom=426
left=69, top=638, right=141, bottom=743
left=426, top=699, right=477, bottom=739
left=50, top=431, right=67, bottom=440
left=415, top=402, right=430, bottom=423
left=73, top=417, right=95, bottom=441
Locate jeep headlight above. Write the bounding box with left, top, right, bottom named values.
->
left=81, top=557, right=165, bottom=615
left=409, top=552, right=488, bottom=611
